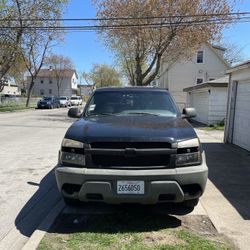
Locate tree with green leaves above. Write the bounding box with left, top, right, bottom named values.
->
left=82, top=64, right=122, bottom=88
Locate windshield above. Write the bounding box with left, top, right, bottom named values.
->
left=60, top=97, right=67, bottom=100
left=43, top=97, right=53, bottom=101
left=85, top=90, right=178, bottom=117
left=71, top=97, right=78, bottom=100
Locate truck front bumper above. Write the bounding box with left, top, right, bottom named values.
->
left=55, top=158, right=208, bottom=205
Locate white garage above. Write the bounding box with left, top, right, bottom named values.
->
left=225, top=61, right=250, bottom=151
left=183, top=77, right=228, bottom=125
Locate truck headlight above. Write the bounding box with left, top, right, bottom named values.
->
left=62, top=138, right=84, bottom=148
left=176, top=138, right=202, bottom=167
left=60, top=138, right=85, bottom=167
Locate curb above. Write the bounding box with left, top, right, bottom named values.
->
left=0, top=108, right=36, bottom=114
left=22, top=200, right=64, bottom=250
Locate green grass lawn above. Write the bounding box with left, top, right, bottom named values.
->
left=201, top=125, right=225, bottom=131
left=39, top=211, right=233, bottom=250
left=0, top=103, right=36, bottom=112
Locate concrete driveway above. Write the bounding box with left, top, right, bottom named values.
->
left=0, top=108, right=76, bottom=250
left=195, top=128, right=250, bottom=250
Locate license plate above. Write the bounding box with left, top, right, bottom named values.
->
left=117, top=181, right=144, bottom=194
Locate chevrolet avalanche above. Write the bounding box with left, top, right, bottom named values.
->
left=55, top=87, right=208, bottom=210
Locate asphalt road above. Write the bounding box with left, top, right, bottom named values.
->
left=0, top=108, right=75, bottom=250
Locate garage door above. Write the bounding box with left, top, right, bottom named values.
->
left=233, top=81, right=250, bottom=151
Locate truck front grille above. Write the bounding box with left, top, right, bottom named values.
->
left=88, top=141, right=173, bottom=168
left=92, top=154, right=170, bottom=167
left=90, top=141, right=171, bottom=149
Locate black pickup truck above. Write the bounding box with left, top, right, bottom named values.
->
left=55, top=87, right=208, bottom=211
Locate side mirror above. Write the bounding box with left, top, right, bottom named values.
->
left=182, top=107, right=196, bottom=118
left=68, top=107, right=81, bottom=118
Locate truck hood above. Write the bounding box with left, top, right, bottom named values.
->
left=65, top=115, right=197, bottom=144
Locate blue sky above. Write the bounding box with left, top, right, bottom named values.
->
left=53, top=0, right=250, bottom=80
left=53, top=0, right=115, bottom=79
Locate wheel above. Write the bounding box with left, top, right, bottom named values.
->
left=63, top=197, right=82, bottom=206
left=49, top=105, right=53, bottom=109
left=182, top=198, right=199, bottom=208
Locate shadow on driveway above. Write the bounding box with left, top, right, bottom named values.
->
left=203, top=142, right=250, bottom=220
left=14, top=168, right=193, bottom=237
left=48, top=204, right=183, bottom=235
left=15, top=168, right=61, bottom=237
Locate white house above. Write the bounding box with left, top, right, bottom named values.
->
left=184, top=76, right=228, bottom=125
left=158, top=43, right=229, bottom=109
left=224, top=61, right=250, bottom=151
left=30, top=69, right=78, bottom=97
left=0, top=77, right=21, bottom=96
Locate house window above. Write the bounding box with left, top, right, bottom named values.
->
left=49, top=89, right=52, bottom=94
left=196, top=78, right=204, bottom=84
left=196, top=51, right=204, bottom=63
left=40, top=89, right=44, bottom=95
left=40, top=80, right=44, bottom=84
left=49, top=80, right=53, bottom=84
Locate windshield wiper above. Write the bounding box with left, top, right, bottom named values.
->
left=88, top=113, right=114, bottom=117
left=126, top=112, right=159, bottom=116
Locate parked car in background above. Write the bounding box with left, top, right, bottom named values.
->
left=70, top=96, right=82, bottom=106
left=37, top=96, right=60, bottom=109
left=55, top=87, right=208, bottom=212
left=59, top=96, right=71, bottom=107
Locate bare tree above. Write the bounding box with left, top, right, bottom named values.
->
left=23, top=35, right=52, bottom=106
left=20, top=1, right=68, bottom=106
left=220, top=41, right=246, bottom=65
left=0, top=0, right=68, bottom=103
left=0, top=0, right=24, bottom=92
left=44, top=54, right=74, bottom=96
left=93, top=0, right=234, bottom=86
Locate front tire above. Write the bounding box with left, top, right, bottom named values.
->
left=182, top=198, right=199, bottom=208
left=63, top=197, right=82, bottom=206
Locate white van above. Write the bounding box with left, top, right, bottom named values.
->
left=70, top=96, right=82, bottom=106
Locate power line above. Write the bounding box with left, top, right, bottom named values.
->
left=0, top=16, right=249, bottom=31
left=0, top=11, right=249, bottom=22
